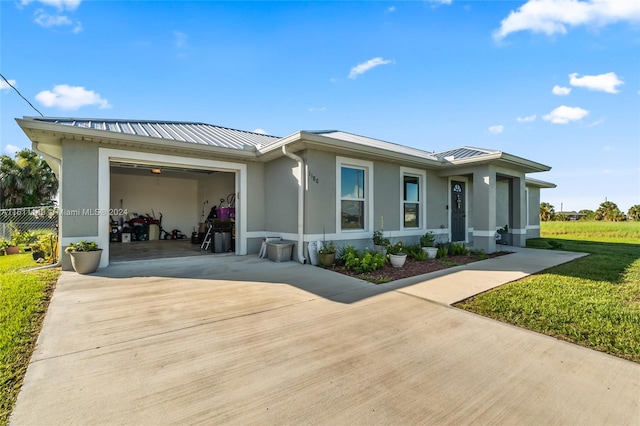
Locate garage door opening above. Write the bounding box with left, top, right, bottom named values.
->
left=108, top=161, right=236, bottom=262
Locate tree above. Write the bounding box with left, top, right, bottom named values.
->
left=579, top=209, right=595, bottom=221
left=595, top=201, right=626, bottom=222
left=0, top=149, right=58, bottom=208
left=539, top=202, right=555, bottom=222
left=555, top=212, right=568, bottom=221
left=628, top=205, right=640, bottom=221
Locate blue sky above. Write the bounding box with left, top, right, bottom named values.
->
left=1, top=0, right=639, bottom=213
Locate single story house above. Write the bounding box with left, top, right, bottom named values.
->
left=16, top=116, right=555, bottom=270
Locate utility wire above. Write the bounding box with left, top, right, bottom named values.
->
left=0, top=72, right=44, bottom=117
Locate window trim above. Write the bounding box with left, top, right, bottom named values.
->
left=336, top=157, right=373, bottom=236
left=400, top=167, right=426, bottom=231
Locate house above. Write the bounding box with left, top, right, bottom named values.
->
left=16, top=116, right=556, bottom=270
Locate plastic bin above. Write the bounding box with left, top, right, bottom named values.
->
left=266, top=241, right=294, bottom=262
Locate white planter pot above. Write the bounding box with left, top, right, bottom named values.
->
left=69, top=250, right=103, bottom=274
left=389, top=253, right=407, bottom=268
left=422, top=247, right=438, bottom=260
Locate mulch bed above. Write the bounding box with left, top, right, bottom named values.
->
left=325, top=251, right=512, bottom=283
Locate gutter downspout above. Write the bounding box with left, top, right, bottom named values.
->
left=282, top=145, right=306, bottom=264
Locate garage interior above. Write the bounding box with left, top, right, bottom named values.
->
left=109, top=162, right=236, bottom=262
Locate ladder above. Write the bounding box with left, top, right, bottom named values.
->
left=200, top=223, right=213, bottom=251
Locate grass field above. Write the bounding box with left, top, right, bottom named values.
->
left=457, top=221, right=640, bottom=363
left=0, top=254, right=59, bottom=426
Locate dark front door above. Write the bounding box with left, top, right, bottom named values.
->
left=451, top=181, right=466, bottom=242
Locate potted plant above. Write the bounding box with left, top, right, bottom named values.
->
left=386, top=241, right=407, bottom=268
left=497, top=224, right=510, bottom=245
left=372, top=230, right=390, bottom=255
left=419, top=232, right=438, bottom=259
left=318, top=241, right=336, bottom=267
left=2, top=239, right=19, bottom=255
left=65, top=240, right=102, bottom=274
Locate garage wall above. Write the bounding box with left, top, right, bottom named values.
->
left=111, top=173, right=199, bottom=233
left=198, top=172, right=235, bottom=222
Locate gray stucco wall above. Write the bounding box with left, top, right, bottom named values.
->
left=305, top=150, right=337, bottom=234
left=373, top=161, right=400, bottom=232
left=264, top=155, right=299, bottom=233
left=60, top=139, right=100, bottom=238
left=245, top=163, right=265, bottom=232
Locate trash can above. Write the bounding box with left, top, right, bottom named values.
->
left=266, top=241, right=294, bottom=262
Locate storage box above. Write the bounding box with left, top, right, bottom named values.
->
left=148, top=224, right=159, bottom=241
left=266, top=241, right=294, bottom=262
left=122, top=233, right=131, bottom=243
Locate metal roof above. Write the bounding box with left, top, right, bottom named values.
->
left=306, top=130, right=440, bottom=161
left=30, top=117, right=281, bottom=150
left=432, top=146, right=499, bottom=161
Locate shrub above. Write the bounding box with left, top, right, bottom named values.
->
left=449, top=242, right=469, bottom=256
left=406, top=244, right=427, bottom=261
left=470, top=249, right=488, bottom=260
left=340, top=246, right=387, bottom=273
left=386, top=241, right=406, bottom=255
left=436, top=246, right=448, bottom=258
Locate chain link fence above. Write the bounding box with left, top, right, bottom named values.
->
left=0, top=206, right=59, bottom=242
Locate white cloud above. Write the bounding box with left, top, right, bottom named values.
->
left=254, top=128, right=266, bottom=134
left=569, top=72, right=623, bottom=93
left=428, top=0, right=452, bottom=5
left=543, top=105, right=589, bottom=124
left=35, top=84, right=111, bottom=110
left=494, top=0, right=640, bottom=40
left=3, top=144, right=20, bottom=155
left=488, top=125, right=504, bottom=134
left=308, top=106, right=327, bottom=112
left=517, top=114, right=537, bottom=122
left=388, top=6, right=396, bottom=13
left=0, top=79, right=17, bottom=91
left=348, top=57, right=393, bottom=79
left=587, top=118, right=605, bottom=127
left=552, top=85, right=572, bottom=95
left=21, top=0, right=81, bottom=11
left=34, top=10, right=72, bottom=27
left=174, top=31, right=188, bottom=48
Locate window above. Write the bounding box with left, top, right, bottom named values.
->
left=337, top=157, right=373, bottom=233
left=403, top=175, right=420, bottom=228
left=400, top=167, right=426, bottom=230
left=341, top=166, right=365, bottom=230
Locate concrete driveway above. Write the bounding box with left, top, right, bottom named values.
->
left=11, top=250, right=640, bottom=425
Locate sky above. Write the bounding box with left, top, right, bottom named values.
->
left=1, top=0, right=639, bottom=213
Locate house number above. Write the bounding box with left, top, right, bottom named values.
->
left=308, top=171, right=319, bottom=184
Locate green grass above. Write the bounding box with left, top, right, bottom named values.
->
left=0, top=254, right=59, bottom=426
left=457, top=222, right=640, bottom=363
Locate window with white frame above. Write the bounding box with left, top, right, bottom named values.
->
left=401, top=167, right=426, bottom=230
left=337, top=157, right=372, bottom=231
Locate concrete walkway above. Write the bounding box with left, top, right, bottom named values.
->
left=11, top=248, right=640, bottom=425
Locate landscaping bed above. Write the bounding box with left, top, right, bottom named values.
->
left=326, top=251, right=511, bottom=284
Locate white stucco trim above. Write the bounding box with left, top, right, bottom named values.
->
left=98, top=148, right=247, bottom=267
left=526, top=225, right=540, bottom=230
left=400, top=166, right=427, bottom=231
left=336, top=156, right=374, bottom=237
left=512, top=228, right=527, bottom=235
left=473, top=230, right=497, bottom=237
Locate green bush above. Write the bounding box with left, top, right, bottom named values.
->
left=406, top=244, right=427, bottom=261
left=340, top=246, right=387, bottom=273
left=449, top=242, right=469, bottom=256
left=436, top=246, right=448, bottom=258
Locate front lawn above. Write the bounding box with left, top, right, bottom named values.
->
left=0, top=254, right=59, bottom=426
left=457, top=223, right=640, bottom=363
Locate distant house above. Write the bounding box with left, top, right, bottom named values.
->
left=557, top=211, right=587, bottom=221
left=17, top=117, right=555, bottom=270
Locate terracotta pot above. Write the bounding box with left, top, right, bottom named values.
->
left=69, top=250, right=103, bottom=274
left=389, top=253, right=407, bottom=268
left=5, top=245, right=19, bottom=255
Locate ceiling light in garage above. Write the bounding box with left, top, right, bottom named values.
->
left=151, top=168, right=162, bottom=174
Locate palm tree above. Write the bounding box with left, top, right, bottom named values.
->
left=595, top=201, right=625, bottom=221
left=539, top=202, right=555, bottom=222
left=628, top=205, right=640, bottom=221
left=0, top=149, right=58, bottom=208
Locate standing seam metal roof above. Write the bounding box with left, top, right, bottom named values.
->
left=33, top=118, right=281, bottom=150
left=432, top=146, right=499, bottom=160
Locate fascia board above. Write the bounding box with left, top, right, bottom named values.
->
left=16, top=118, right=258, bottom=161
left=526, top=177, right=557, bottom=188
left=258, top=130, right=443, bottom=167
left=442, top=152, right=551, bottom=173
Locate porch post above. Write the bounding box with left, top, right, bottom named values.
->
left=472, top=166, right=497, bottom=253
left=510, top=176, right=527, bottom=247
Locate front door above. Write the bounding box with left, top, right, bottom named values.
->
left=451, top=181, right=466, bottom=242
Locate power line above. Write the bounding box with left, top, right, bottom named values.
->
left=0, top=72, right=44, bottom=117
